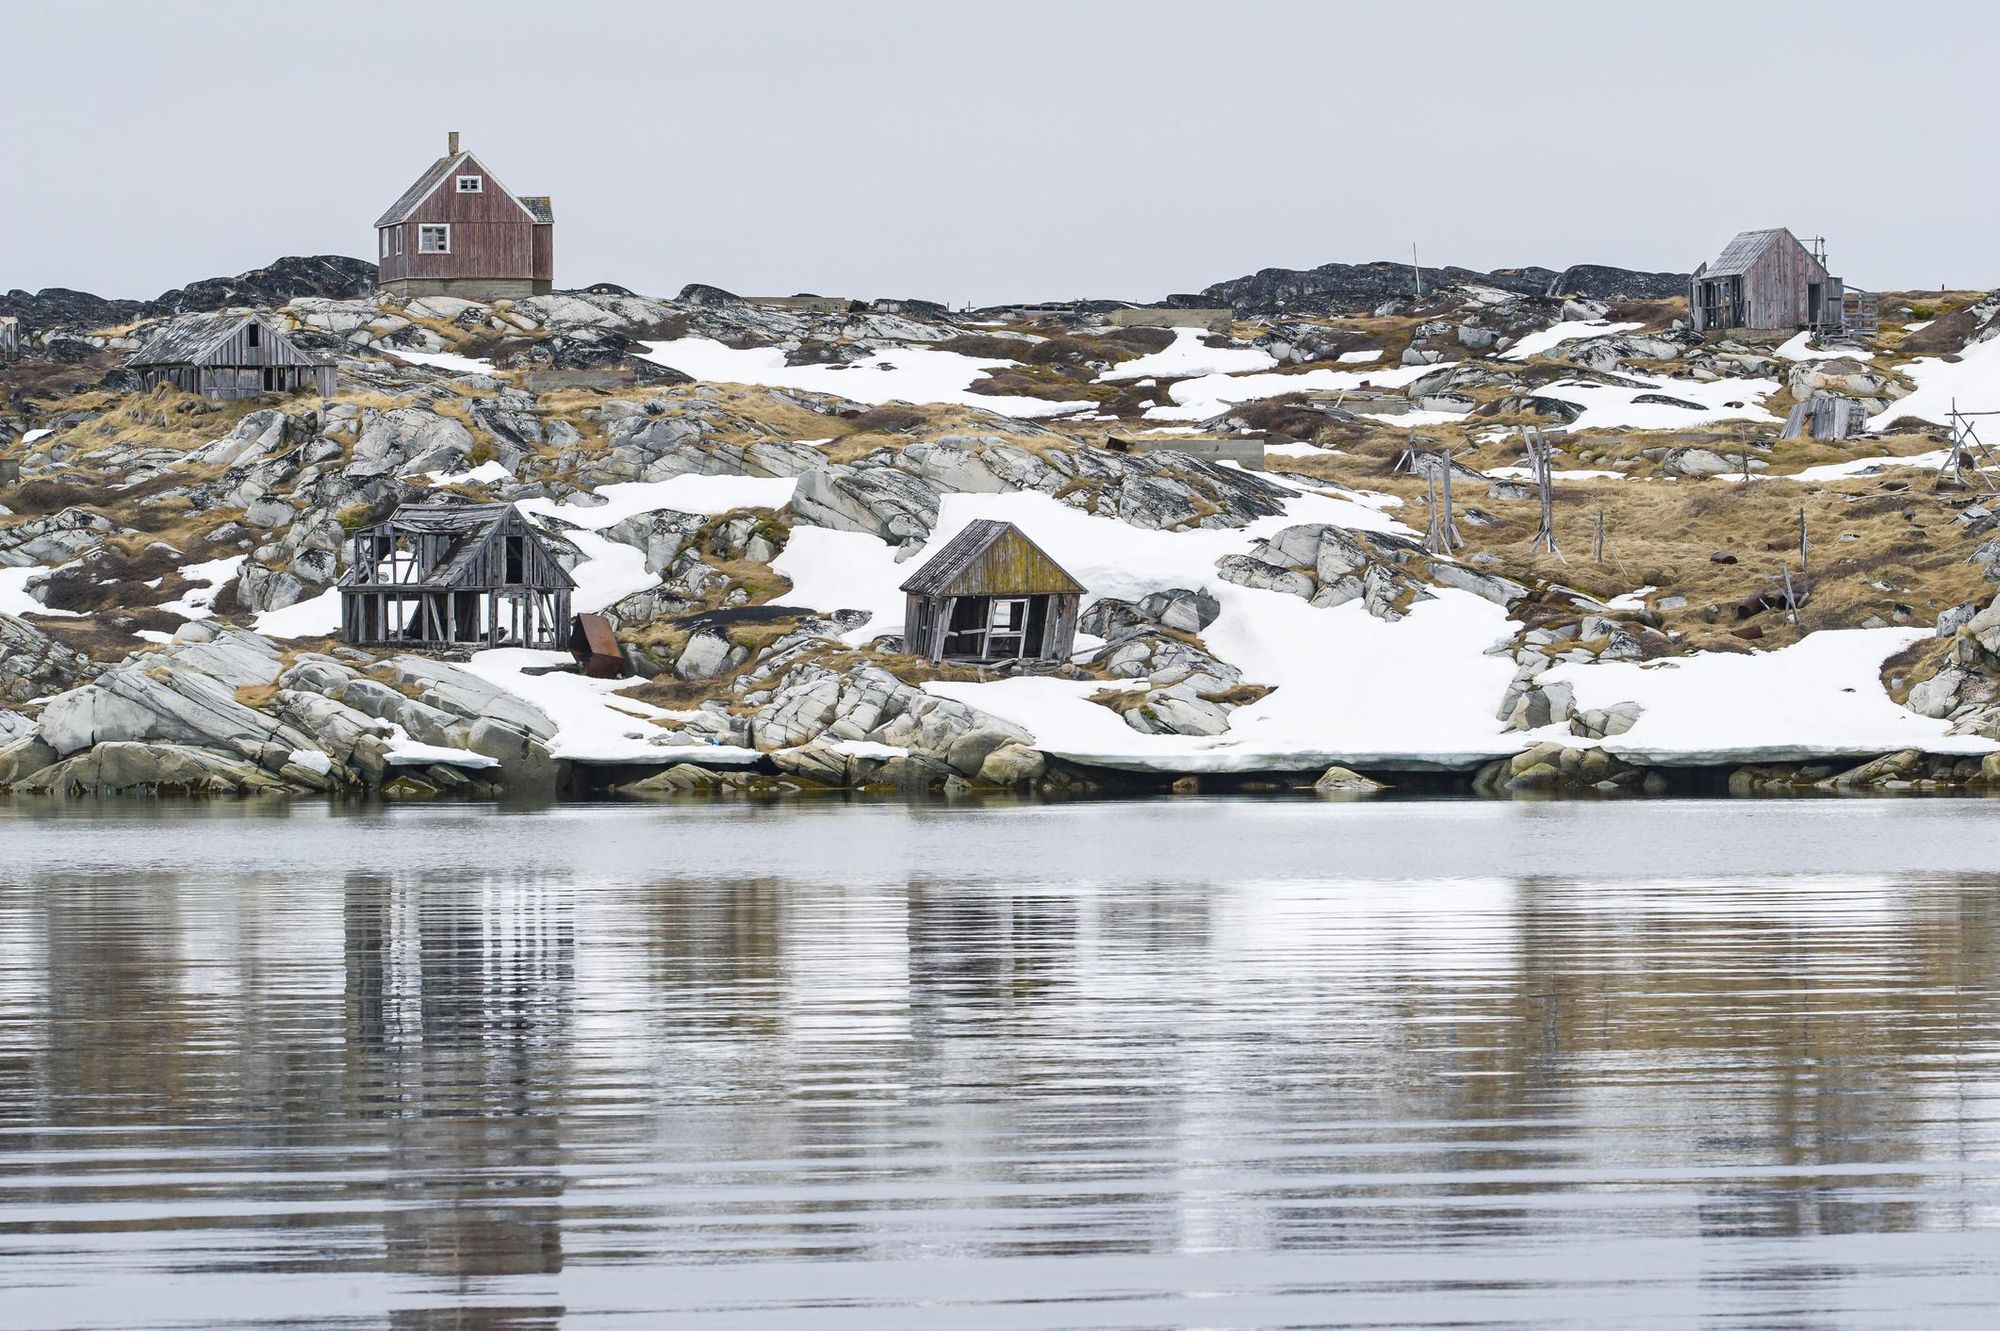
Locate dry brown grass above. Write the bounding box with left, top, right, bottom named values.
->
left=1276, top=435, right=1990, bottom=651
left=234, top=682, right=281, bottom=709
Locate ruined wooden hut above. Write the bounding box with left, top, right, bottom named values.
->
left=1780, top=396, right=1868, bottom=441
left=900, top=520, right=1084, bottom=664
left=1688, top=228, right=1877, bottom=336
left=0, top=316, right=18, bottom=358
left=126, top=310, right=336, bottom=400
left=338, top=503, right=573, bottom=650
left=375, top=131, right=554, bottom=300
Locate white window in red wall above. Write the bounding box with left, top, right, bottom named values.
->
left=455, top=175, right=483, bottom=193
left=418, top=225, right=451, bottom=254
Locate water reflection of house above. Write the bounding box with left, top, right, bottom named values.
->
left=343, top=870, right=573, bottom=1283
left=899, top=520, right=1084, bottom=664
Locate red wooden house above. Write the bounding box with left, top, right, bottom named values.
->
left=374, top=133, right=553, bottom=301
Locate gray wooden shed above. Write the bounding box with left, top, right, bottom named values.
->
left=0, top=316, right=18, bottom=358
left=900, top=520, right=1084, bottom=664
left=127, top=310, right=336, bottom=399
left=339, top=503, right=574, bottom=650
left=1688, top=228, right=1874, bottom=336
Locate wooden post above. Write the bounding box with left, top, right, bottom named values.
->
left=1526, top=427, right=1561, bottom=558
left=1592, top=508, right=1606, bottom=565
left=1422, top=451, right=1462, bottom=555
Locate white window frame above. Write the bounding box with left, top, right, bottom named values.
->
left=394, top=227, right=404, bottom=256
left=418, top=224, right=451, bottom=255
left=455, top=175, right=483, bottom=194
left=380, top=230, right=390, bottom=259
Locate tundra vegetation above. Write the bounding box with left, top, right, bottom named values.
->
left=5, top=260, right=2000, bottom=801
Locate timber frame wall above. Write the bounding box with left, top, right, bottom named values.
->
left=904, top=592, right=1081, bottom=664
left=338, top=509, right=573, bottom=651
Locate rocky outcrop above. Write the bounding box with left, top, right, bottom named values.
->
left=1730, top=751, right=1995, bottom=794
left=1082, top=627, right=1253, bottom=738
left=1903, top=591, right=2000, bottom=736
left=1185, top=258, right=1686, bottom=318
left=788, top=437, right=1290, bottom=548
left=2, top=623, right=560, bottom=798
left=1313, top=765, right=1385, bottom=796
left=1217, top=523, right=1525, bottom=620
left=1473, top=743, right=1662, bottom=796
left=740, top=662, right=1038, bottom=790
left=149, top=256, right=377, bottom=318
left=0, top=614, right=92, bottom=704
left=1080, top=587, right=1221, bottom=638
left=15, top=742, right=297, bottom=797
left=0, top=508, right=124, bottom=566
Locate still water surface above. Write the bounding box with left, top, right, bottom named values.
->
left=2, top=798, right=1999, bottom=1329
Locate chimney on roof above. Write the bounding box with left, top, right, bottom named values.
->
left=448, top=130, right=460, bottom=156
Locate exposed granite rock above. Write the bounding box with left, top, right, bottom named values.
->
left=0, top=614, right=93, bottom=704
left=1218, top=522, right=1525, bottom=621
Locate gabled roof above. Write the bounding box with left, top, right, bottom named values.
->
left=374, top=150, right=550, bottom=228
left=127, top=309, right=323, bottom=368
left=1702, top=228, right=1815, bottom=279
left=899, top=520, right=1086, bottom=598
left=342, top=503, right=576, bottom=591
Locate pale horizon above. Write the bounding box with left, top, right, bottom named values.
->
left=2, top=0, right=1990, bottom=305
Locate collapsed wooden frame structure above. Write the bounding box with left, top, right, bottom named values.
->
left=338, top=503, right=574, bottom=650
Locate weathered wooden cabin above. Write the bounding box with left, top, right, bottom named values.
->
left=338, top=503, right=574, bottom=650
left=0, top=316, right=19, bottom=358
left=125, top=310, right=335, bottom=399
left=900, top=520, right=1084, bottom=664
left=1688, top=228, right=1876, bottom=336
left=375, top=132, right=553, bottom=301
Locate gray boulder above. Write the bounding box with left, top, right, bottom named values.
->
left=791, top=464, right=942, bottom=546
left=1313, top=765, right=1385, bottom=796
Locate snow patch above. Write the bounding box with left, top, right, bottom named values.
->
left=637, top=337, right=1091, bottom=419
left=1527, top=373, right=1779, bottom=432
left=517, top=475, right=797, bottom=530
left=0, top=566, right=82, bottom=619
left=1545, top=629, right=1990, bottom=765
left=1145, top=360, right=1443, bottom=422
left=1097, top=327, right=1277, bottom=382
left=1872, top=333, right=2000, bottom=430
left=1774, top=331, right=1875, bottom=362
left=1502, top=321, right=1644, bottom=361
left=287, top=748, right=334, bottom=776
left=460, top=648, right=760, bottom=765
left=158, top=554, right=246, bottom=620
left=253, top=588, right=341, bottom=639
left=426, top=459, right=513, bottom=486
left=387, top=349, right=495, bottom=376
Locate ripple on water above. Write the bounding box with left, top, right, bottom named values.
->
left=0, top=799, right=1997, bottom=1328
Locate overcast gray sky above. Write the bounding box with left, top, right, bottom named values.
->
left=1, top=0, right=1987, bottom=304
